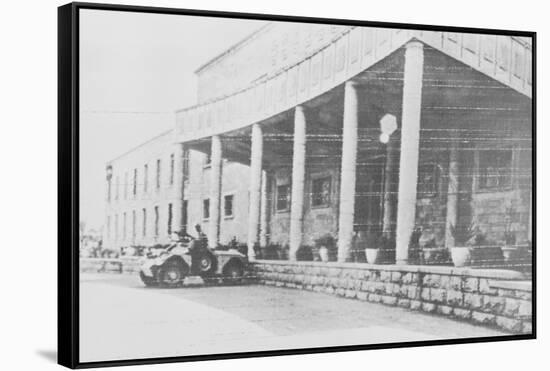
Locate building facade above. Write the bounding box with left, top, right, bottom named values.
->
left=105, top=22, right=533, bottom=265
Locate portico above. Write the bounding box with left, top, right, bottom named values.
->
left=175, top=27, right=532, bottom=266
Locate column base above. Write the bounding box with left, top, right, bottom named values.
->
left=396, top=259, right=408, bottom=265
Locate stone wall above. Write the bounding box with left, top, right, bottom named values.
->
left=80, top=257, right=141, bottom=274
left=252, top=260, right=532, bottom=334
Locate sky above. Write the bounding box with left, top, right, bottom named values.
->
left=79, top=9, right=267, bottom=231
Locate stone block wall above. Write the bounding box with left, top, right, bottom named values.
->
left=252, top=261, right=532, bottom=334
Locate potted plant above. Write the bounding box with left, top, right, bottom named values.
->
left=314, top=234, right=336, bottom=262
left=277, top=244, right=290, bottom=260
left=296, top=245, right=314, bottom=261
left=448, top=222, right=477, bottom=267
left=364, top=232, right=380, bottom=264
left=407, top=228, right=423, bottom=264
left=501, top=230, right=517, bottom=262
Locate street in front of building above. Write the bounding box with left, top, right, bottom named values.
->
left=79, top=273, right=504, bottom=362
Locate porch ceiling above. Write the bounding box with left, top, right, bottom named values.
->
left=184, top=41, right=531, bottom=167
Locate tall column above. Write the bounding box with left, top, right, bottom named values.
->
left=528, top=190, right=532, bottom=241
left=208, top=135, right=222, bottom=249
left=395, top=41, right=424, bottom=264
left=289, top=106, right=307, bottom=261
left=247, top=124, right=263, bottom=260
left=337, top=81, right=359, bottom=262
left=259, top=170, right=269, bottom=247
left=172, top=143, right=186, bottom=235
left=179, top=144, right=189, bottom=233
left=382, top=137, right=397, bottom=235
left=445, top=138, right=460, bottom=248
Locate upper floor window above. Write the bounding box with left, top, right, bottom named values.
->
left=115, top=176, right=120, bottom=200
left=133, top=169, right=137, bottom=197
left=224, top=194, right=234, bottom=218
left=143, top=164, right=148, bottom=193
left=276, top=184, right=291, bottom=212
left=478, top=150, right=513, bottom=190
left=124, top=172, right=128, bottom=199
left=156, top=159, right=161, bottom=190
left=167, top=203, right=173, bottom=235
left=311, top=176, right=332, bottom=208
left=203, top=199, right=210, bottom=220
left=170, top=153, right=175, bottom=185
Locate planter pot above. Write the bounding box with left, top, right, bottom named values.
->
left=501, top=246, right=516, bottom=262
left=319, top=247, right=329, bottom=262
left=365, top=248, right=379, bottom=264
left=451, top=246, right=471, bottom=267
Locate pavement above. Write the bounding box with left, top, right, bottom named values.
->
left=79, top=273, right=506, bottom=363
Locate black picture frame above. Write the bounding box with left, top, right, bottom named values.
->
left=58, top=2, right=536, bottom=368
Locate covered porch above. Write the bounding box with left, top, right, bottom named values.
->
left=181, top=37, right=532, bottom=270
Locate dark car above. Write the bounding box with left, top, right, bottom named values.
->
left=139, top=238, right=248, bottom=287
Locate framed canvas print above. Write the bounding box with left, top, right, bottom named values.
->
left=58, top=2, right=536, bottom=368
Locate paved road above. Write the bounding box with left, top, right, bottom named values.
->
left=79, top=273, right=505, bottom=363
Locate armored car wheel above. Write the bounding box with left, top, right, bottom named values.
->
left=159, top=262, right=185, bottom=288
left=139, top=271, right=158, bottom=287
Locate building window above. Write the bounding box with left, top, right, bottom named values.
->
left=154, top=206, right=159, bottom=237
left=182, top=200, right=188, bottom=233
left=417, top=163, right=441, bottom=197
left=124, top=172, right=128, bottom=199
left=203, top=199, right=210, bottom=220
left=224, top=194, right=234, bottom=218
left=170, top=153, right=175, bottom=185
left=132, top=210, right=136, bottom=242
left=133, top=169, right=137, bottom=197
left=479, top=150, right=513, bottom=190
left=123, top=212, right=127, bottom=241
left=183, top=150, right=190, bottom=179
left=143, top=164, right=148, bottom=193
left=115, top=176, right=120, bottom=200
left=311, top=176, right=332, bottom=208
left=276, top=184, right=291, bottom=212
left=156, top=159, right=161, bottom=190
left=203, top=152, right=211, bottom=168
left=114, top=214, right=119, bottom=241
left=142, top=208, right=147, bottom=237
left=167, top=203, right=173, bottom=235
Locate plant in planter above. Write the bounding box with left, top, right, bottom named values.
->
left=449, top=223, right=496, bottom=267
left=277, top=244, right=290, bottom=261
left=313, top=234, right=336, bottom=262
left=407, top=227, right=423, bottom=264
left=363, top=232, right=395, bottom=264
left=364, top=231, right=381, bottom=264
left=262, top=243, right=280, bottom=260
left=501, top=230, right=517, bottom=262
left=296, top=245, right=314, bottom=261
left=448, top=222, right=477, bottom=267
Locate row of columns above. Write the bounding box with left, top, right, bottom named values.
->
left=206, top=40, right=426, bottom=264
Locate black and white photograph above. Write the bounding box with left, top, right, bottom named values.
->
left=58, top=1, right=535, bottom=368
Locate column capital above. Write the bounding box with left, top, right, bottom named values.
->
left=405, top=40, right=424, bottom=50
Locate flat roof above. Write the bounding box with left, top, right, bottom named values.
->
left=106, top=129, right=174, bottom=165
left=194, top=22, right=272, bottom=75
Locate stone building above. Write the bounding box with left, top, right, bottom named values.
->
left=105, top=22, right=532, bottom=264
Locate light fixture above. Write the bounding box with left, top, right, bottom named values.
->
left=379, top=113, right=397, bottom=143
